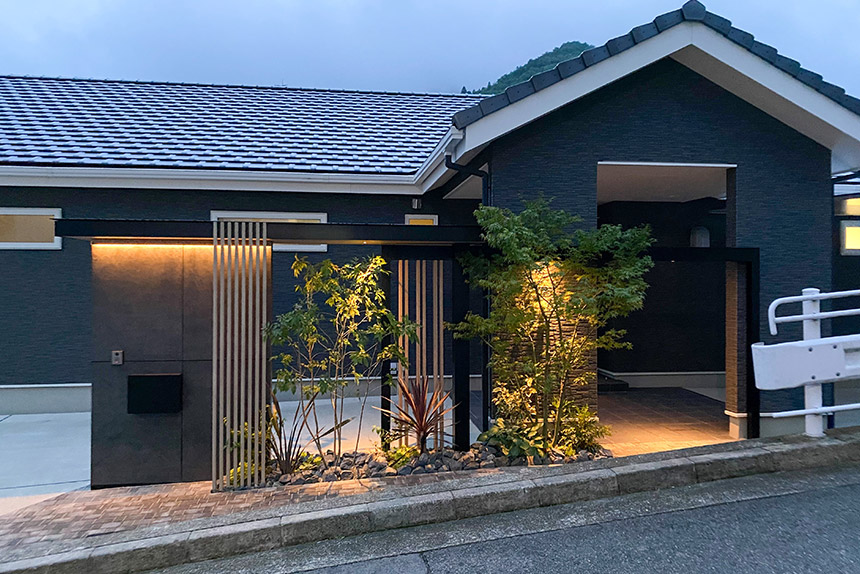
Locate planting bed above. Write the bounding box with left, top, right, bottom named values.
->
left=266, top=442, right=613, bottom=486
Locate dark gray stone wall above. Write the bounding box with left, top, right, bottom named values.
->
left=90, top=244, right=215, bottom=487
left=488, top=58, right=833, bottom=413
left=0, top=186, right=479, bottom=387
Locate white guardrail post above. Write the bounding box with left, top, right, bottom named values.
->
left=754, top=286, right=860, bottom=437
left=801, top=288, right=825, bottom=437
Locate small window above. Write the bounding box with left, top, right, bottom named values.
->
left=210, top=211, right=327, bottom=252
left=836, top=197, right=860, bottom=216
left=405, top=214, right=438, bottom=226
left=690, top=226, right=710, bottom=248
left=842, top=221, right=860, bottom=255
left=0, top=208, right=62, bottom=250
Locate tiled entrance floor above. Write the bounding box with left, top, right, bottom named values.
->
left=599, top=388, right=736, bottom=457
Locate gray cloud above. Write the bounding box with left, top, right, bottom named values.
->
left=1, top=0, right=858, bottom=96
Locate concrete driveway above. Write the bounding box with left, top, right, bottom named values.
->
left=0, top=413, right=90, bottom=515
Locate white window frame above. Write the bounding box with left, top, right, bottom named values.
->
left=404, top=213, right=438, bottom=225
left=841, top=220, right=860, bottom=256
left=210, top=210, right=328, bottom=252
left=0, top=207, right=62, bottom=250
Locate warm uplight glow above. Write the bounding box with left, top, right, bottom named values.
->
left=92, top=243, right=214, bottom=248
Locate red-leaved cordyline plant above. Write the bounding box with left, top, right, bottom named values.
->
left=376, top=375, right=455, bottom=453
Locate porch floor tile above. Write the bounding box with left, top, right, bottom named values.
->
left=598, top=388, right=736, bottom=457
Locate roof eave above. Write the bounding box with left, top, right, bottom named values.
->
left=0, top=165, right=424, bottom=195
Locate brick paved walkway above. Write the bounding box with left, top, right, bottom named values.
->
left=0, top=468, right=490, bottom=560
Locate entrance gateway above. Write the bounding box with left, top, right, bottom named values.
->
left=57, top=218, right=484, bottom=489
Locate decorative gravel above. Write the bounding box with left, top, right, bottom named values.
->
left=267, top=443, right=613, bottom=486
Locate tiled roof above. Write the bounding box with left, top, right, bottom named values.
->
left=453, top=0, right=860, bottom=129
left=0, top=76, right=483, bottom=174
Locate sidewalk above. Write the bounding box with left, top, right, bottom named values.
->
left=2, top=428, right=860, bottom=574
left=0, top=413, right=90, bottom=516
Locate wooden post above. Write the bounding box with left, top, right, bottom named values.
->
left=451, top=251, right=471, bottom=450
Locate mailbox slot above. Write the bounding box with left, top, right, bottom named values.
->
left=127, top=373, right=183, bottom=414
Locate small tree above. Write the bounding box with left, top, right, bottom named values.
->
left=267, top=255, right=417, bottom=462
left=453, top=200, right=652, bottom=453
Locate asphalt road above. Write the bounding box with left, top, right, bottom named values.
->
left=154, top=464, right=860, bottom=574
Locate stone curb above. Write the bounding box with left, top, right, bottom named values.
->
left=3, top=434, right=859, bottom=574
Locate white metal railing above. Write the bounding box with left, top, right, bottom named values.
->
left=768, top=288, right=860, bottom=336
left=753, top=287, right=860, bottom=437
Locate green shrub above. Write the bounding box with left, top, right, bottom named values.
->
left=453, top=199, right=650, bottom=451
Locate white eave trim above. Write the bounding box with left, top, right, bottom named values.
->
left=0, top=165, right=425, bottom=195
left=441, top=21, right=860, bottom=182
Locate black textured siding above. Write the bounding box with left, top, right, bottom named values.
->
left=488, top=59, right=833, bottom=412
left=597, top=199, right=727, bottom=373
left=0, top=186, right=479, bottom=386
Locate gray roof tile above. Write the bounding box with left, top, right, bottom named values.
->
left=703, top=12, right=732, bottom=35
left=606, top=34, right=635, bottom=56
left=557, top=57, right=586, bottom=79
left=479, top=92, right=510, bottom=115
left=505, top=82, right=535, bottom=103
left=797, top=69, right=824, bottom=90
left=726, top=27, right=755, bottom=49
left=530, top=68, right=562, bottom=92
left=581, top=45, right=611, bottom=67
left=631, top=23, right=660, bottom=43
left=654, top=9, right=685, bottom=31
left=451, top=1, right=860, bottom=129
left=774, top=55, right=802, bottom=77
left=681, top=1, right=707, bottom=21
left=0, top=76, right=483, bottom=174
left=751, top=41, right=778, bottom=64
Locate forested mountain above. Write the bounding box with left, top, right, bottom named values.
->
left=466, top=40, right=594, bottom=95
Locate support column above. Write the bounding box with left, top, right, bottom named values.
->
left=725, top=261, right=748, bottom=439
left=379, top=251, right=393, bottom=434
left=451, top=252, right=471, bottom=450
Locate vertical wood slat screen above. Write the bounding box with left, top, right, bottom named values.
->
left=212, top=220, right=269, bottom=491
left=395, top=259, right=447, bottom=449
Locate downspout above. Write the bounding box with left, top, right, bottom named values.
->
left=444, top=154, right=493, bottom=432
left=445, top=155, right=490, bottom=205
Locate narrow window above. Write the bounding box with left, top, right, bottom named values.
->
left=405, top=214, right=438, bottom=226
left=836, top=197, right=860, bottom=216
left=0, top=208, right=62, bottom=250
left=210, top=211, right=327, bottom=252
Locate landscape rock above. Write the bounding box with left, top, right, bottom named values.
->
left=270, top=440, right=613, bottom=488
left=321, top=469, right=338, bottom=482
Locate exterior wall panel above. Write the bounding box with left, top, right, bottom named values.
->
left=0, top=186, right=479, bottom=388
left=489, top=59, right=833, bottom=413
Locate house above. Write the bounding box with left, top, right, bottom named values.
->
left=3, top=1, right=860, bottom=486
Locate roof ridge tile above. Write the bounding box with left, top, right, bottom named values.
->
left=451, top=1, right=860, bottom=130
